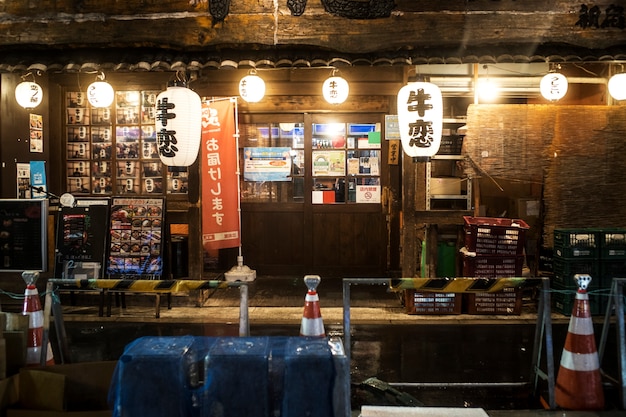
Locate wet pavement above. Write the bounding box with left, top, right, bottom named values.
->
left=4, top=275, right=624, bottom=415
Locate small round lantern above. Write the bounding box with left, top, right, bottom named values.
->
left=540, top=72, right=568, bottom=101
left=87, top=75, right=115, bottom=108
left=15, top=81, right=43, bottom=109
left=239, top=73, right=265, bottom=103
left=322, top=75, right=349, bottom=104
left=608, top=73, right=626, bottom=101
left=155, top=85, right=202, bottom=167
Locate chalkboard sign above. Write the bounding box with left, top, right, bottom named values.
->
left=106, top=197, right=165, bottom=279
left=54, top=198, right=110, bottom=279
left=0, top=199, right=48, bottom=272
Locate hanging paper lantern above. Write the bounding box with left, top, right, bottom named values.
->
left=155, top=86, right=202, bottom=167
left=87, top=80, right=115, bottom=108
left=396, top=82, right=443, bottom=158
left=540, top=73, right=568, bottom=101
left=15, top=81, right=43, bottom=109
left=322, top=76, right=349, bottom=104
left=239, top=74, right=265, bottom=103
left=608, top=73, right=626, bottom=101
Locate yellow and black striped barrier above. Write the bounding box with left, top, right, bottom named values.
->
left=48, top=279, right=237, bottom=293
left=389, top=277, right=530, bottom=293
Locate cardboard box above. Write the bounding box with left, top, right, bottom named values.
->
left=4, top=331, right=27, bottom=377
left=430, top=178, right=461, bottom=195
left=1, top=361, right=116, bottom=417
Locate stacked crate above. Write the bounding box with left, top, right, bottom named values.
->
left=550, top=228, right=620, bottom=315
left=462, top=216, right=530, bottom=315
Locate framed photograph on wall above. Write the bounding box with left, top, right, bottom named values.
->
left=106, top=197, right=165, bottom=279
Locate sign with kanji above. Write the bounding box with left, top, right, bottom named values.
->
left=397, top=82, right=443, bottom=158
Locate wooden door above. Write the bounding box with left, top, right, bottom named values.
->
left=240, top=113, right=387, bottom=277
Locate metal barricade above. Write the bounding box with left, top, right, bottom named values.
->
left=342, top=277, right=557, bottom=409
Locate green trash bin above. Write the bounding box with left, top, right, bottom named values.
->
left=436, top=241, right=457, bottom=278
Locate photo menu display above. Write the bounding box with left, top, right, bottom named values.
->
left=107, top=198, right=164, bottom=279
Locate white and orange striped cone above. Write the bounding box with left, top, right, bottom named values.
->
left=22, top=271, right=55, bottom=366
left=299, top=275, right=325, bottom=337
left=555, top=274, right=604, bottom=410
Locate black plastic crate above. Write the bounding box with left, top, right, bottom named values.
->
left=599, top=229, right=626, bottom=260
left=552, top=257, right=600, bottom=289
left=553, top=228, right=599, bottom=259
left=600, top=259, right=626, bottom=289
left=551, top=283, right=606, bottom=316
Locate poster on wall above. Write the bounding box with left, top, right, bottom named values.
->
left=312, top=150, right=345, bottom=176
left=54, top=198, right=110, bottom=279
left=29, top=114, right=43, bottom=153
left=243, top=147, right=292, bottom=181
left=106, top=197, right=165, bottom=280
left=0, top=199, right=48, bottom=272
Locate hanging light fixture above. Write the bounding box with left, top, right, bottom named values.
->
left=608, top=71, right=626, bottom=101
left=155, top=72, right=202, bottom=167
left=15, top=72, right=43, bottom=109
left=239, top=70, right=265, bottom=103
left=540, top=64, right=568, bottom=101
left=397, top=81, right=443, bottom=159
left=322, top=69, right=349, bottom=104
left=476, top=65, right=499, bottom=102
left=87, top=72, right=115, bottom=108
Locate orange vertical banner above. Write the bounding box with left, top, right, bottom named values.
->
left=201, top=99, right=240, bottom=251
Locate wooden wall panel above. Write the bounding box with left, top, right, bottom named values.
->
left=0, top=1, right=622, bottom=54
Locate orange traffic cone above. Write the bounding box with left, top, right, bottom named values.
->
left=22, top=272, right=54, bottom=366
left=555, top=274, right=604, bottom=410
left=299, top=275, right=325, bottom=337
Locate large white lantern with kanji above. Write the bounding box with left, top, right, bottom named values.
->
left=155, top=85, right=202, bottom=167
left=15, top=81, right=43, bottom=109
left=397, top=82, right=443, bottom=158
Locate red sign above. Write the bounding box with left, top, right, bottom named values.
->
left=201, top=99, right=240, bottom=251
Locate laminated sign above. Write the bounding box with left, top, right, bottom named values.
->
left=397, top=82, right=443, bottom=158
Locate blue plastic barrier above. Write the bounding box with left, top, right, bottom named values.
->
left=108, top=336, right=349, bottom=417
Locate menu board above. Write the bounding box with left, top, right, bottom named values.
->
left=54, top=199, right=110, bottom=279
left=0, top=199, right=48, bottom=272
left=106, top=197, right=165, bottom=279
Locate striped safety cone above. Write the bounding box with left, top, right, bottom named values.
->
left=555, top=274, right=604, bottom=410
left=22, top=271, right=55, bottom=366
left=299, top=275, right=325, bottom=337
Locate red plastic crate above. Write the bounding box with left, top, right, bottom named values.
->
left=463, top=254, right=525, bottom=278
left=464, top=216, right=530, bottom=256
left=466, top=287, right=523, bottom=315
left=404, top=290, right=462, bottom=315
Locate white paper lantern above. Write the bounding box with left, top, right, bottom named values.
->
left=15, top=81, right=43, bottom=109
left=540, top=73, right=568, bottom=101
left=608, top=73, right=626, bottom=101
left=397, top=82, right=443, bottom=158
left=239, top=74, right=265, bottom=103
left=87, top=80, right=115, bottom=108
left=322, top=76, right=349, bottom=104
left=155, top=86, right=202, bottom=167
